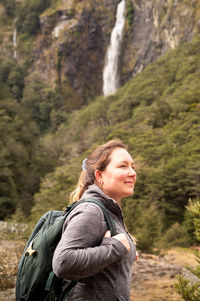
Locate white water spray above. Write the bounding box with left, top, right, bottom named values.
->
left=103, top=0, right=126, bottom=96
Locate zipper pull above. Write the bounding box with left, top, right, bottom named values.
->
left=25, top=240, right=36, bottom=256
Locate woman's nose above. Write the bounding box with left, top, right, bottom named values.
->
left=129, top=167, right=136, bottom=177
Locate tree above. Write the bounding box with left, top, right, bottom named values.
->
left=16, top=0, right=51, bottom=36
left=22, top=12, right=40, bottom=35
left=0, top=0, right=16, bottom=17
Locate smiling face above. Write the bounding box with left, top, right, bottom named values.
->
left=95, top=147, right=137, bottom=203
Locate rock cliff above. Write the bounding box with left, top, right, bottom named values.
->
left=122, top=0, right=200, bottom=84
left=18, top=0, right=200, bottom=104
left=30, top=0, right=118, bottom=107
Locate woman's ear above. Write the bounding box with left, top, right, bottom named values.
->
left=94, top=170, right=102, bottom=183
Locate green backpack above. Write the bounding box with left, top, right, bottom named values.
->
left=16, top=198, right=116, bottom=301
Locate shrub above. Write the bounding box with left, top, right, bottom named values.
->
left=126, top=0, right=133, bottom=28
left=16, top=0, right=51, bottom=36
left=0, top=241, right=25, bottom=291
left=159, top=222, right=192, bottom=248
left=175, top=199, right=200, bottom=300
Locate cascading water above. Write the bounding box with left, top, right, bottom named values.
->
left=103, top=0, right=126, bottom=96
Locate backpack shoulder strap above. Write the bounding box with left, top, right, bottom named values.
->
left=83, top=198, right=117, bottom=236
left=66, top=197, right=117, bottom=236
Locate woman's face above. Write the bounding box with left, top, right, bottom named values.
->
left=96, top=147, right=137, bottom=203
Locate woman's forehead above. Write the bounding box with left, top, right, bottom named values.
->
left=110, top=148, right=134, bottom=162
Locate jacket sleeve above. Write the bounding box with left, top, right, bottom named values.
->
left=52, top=202, right=128, bottom=280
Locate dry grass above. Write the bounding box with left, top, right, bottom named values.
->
left=130, top=247, right=199, bottom=301
left=161, top=247, right=199, bottom=268
left=0, top=241, right=199, bottom=301
left=0, top=240, right=25, bottom=291
left=131, top=277, right=183, bottom=301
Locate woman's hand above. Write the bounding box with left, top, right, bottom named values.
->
left=104, top=230, right=130, bottom=252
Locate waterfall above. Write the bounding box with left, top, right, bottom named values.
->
left=103, top=0, right=126, bottom=96
left=13, top=19, right=17, bottom=59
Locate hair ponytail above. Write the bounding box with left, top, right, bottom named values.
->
left=70, top=171, right=86, bottom=203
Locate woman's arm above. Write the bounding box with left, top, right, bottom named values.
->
left=52, top=203, right=128, bottom=280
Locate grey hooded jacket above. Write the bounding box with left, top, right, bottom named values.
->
left=52, top=184, right=136, bottom=301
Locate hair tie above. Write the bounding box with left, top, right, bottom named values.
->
left=82, top=158, right=88, bottom=171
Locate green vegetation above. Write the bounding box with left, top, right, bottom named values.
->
left=0, top=57, right=63, bottom=219
left=21, top=72, right=68, bottom=133
left=126, top=0, right=133, bottom=28
left=30, top=34, right=200, bottom=251
left=175, top=199, right=200, bottom=300
left=0, top=0, right=16, bottom=17
left=14, top=0, right=53, bottom=60
left=16, top=0, right=52, bottom=36
left=0, top=0, right=199, bottom=254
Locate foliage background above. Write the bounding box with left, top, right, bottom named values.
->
left=175, top=200, right=200, bottom=300
left=0, top=0, right=199, bottom=254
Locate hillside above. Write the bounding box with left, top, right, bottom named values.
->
left=31, top=34, right=200, bottom=251
left=0, top=0, right=199, bottom=251
left=1, top=0, right=200, bottom=103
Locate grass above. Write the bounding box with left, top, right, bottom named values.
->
left=131, top=247, right=199, bottom=301
left=161, top=247, right=199, bottom=268
left=40, top=0, right=63, bottom=17
left=0, top=239, right=25, bottom=291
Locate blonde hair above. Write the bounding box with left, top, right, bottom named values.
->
left=70, top=139, right=128, bottom=203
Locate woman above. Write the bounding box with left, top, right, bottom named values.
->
left=53, top=139, right=137, bottom=301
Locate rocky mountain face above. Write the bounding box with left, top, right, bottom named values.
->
left=122, top=0, right=200, bottom=83
left=30, top=0, right=118, bottom=106
left=15, top=0, right=200, bottom=105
